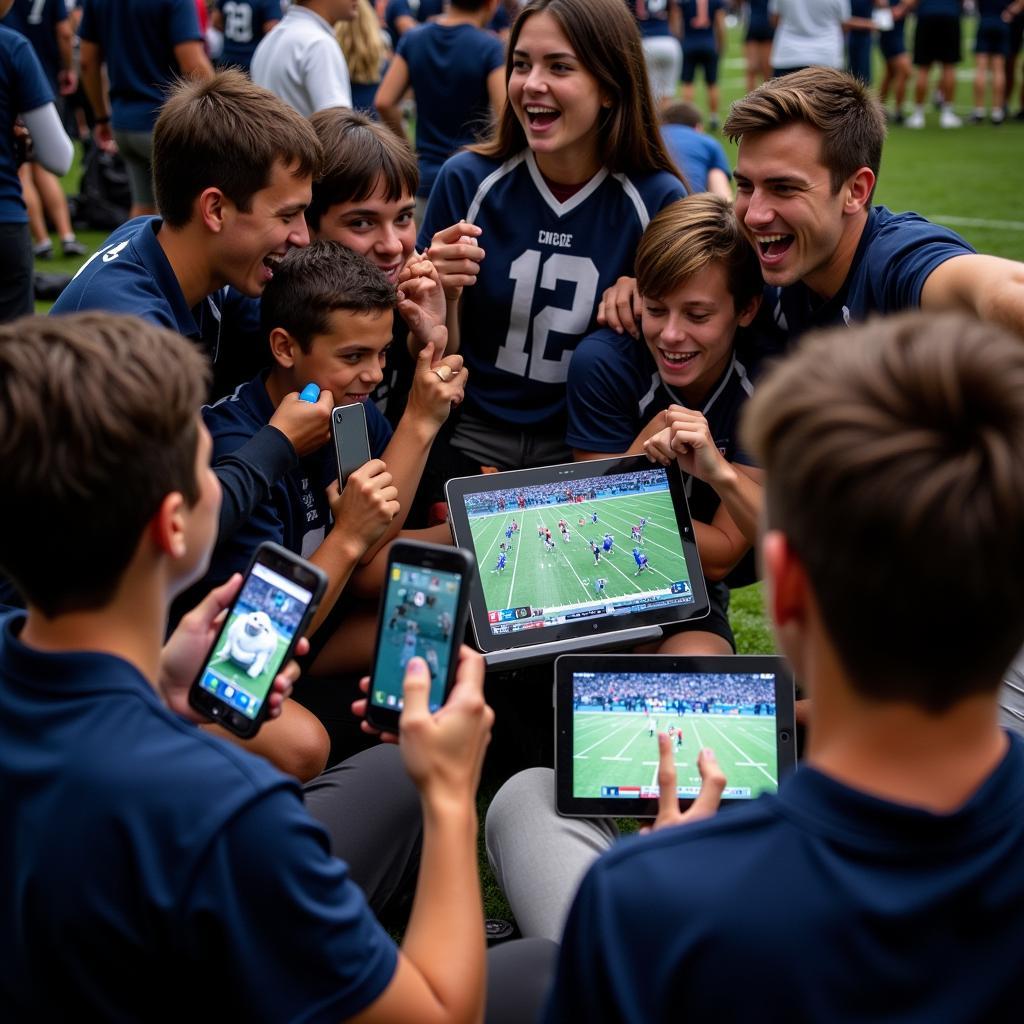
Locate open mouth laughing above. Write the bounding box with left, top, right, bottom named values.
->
left=658, top=349, right=699, bottom=369
left=754, top=233, right=795, bottom=265
left=524, top=105, right=560, bottom=130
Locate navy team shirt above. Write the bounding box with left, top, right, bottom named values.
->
left=0, top=0, right=68, bottom=85
left=567, top=326, right=761, bottom=587
left=0, top=611, right=398, bottom=1021
left=546, top=734, right=1024, bottom=1023
left=215, top=0, right=282, bottom=71
left=396, top=22, right=504, bottom=198
left=0, top=25, right=53, bottom=224
left=203, top=374, right=393, bottom=583
left=50, top=215, right=269, bottom=400
left=418, top=150, right=685, bottom=430
left=78, top=0, right=203, bottom=132
left=769, top=206, right=975, bottom=342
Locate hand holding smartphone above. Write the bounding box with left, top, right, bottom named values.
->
left=188, top=543, right=327, bottom=737
left=332, top=403, right=372, bottom=489
left=365, top=540, right=475, bottom=734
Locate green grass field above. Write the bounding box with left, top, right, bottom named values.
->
left=469, top=492, right=692, bottom=619
left=573, top=710, right=778, bottom=800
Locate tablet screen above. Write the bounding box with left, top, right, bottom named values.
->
left=555, top=655, right=797, bottom=817
left=450, top=461, right=705, bottom=651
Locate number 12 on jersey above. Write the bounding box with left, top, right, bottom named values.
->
left=495, top=250, right=600, bottom=384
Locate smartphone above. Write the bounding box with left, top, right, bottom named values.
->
left=188, top=543, right=327, bottom=738
left=365, top=540, right=475, bottom=733
left=332, top=403, right=371, bottom=489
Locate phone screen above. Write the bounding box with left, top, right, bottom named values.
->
left=370, top=561, right=464, bottom=714
left=196, top=562, right=315, bottom=721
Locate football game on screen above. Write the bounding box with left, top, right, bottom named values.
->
left=197, top=564, right=312, bottom=721
left=372, top=562, right=462, bottom=713
left=572, top=671, right=780, bottom=800
left=461, top=468, right=695, bottom=638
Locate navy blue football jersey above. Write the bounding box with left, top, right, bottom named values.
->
left=418, top=150, right=685, bottom=429
left=767, top=206, right=975, bottom=343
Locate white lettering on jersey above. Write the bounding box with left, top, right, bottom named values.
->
left=72, top=239, right=129, bottom=280
left=102, top=241, right=130, bottom=263
left=496, top=250, right=600, bottom=384
left=537, top=230, right=574, bottom=249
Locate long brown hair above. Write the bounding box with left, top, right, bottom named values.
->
left=471, top=0, right=684, bottom=183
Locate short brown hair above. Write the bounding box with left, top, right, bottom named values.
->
left=261, top=241, right=396, bottom=353
left=661, top=101, right=703, bottom=129
left=0, top=314, right=210, bottom=617
left=472, top=0, right=686, bottom=185
left=306, top=108, right=419, bottom=230
left=154, top=70, right=322, bottom=228
left=724, top=67, right=886, bottom=196
left=636, top=194, right=762, bottom=313
left=742, top=313, right=1024, bottom=712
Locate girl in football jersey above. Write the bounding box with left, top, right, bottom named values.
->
left=418, top=0, right=687, bottom=478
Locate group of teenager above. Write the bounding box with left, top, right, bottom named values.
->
left=4, top=0, right=1024, bottom=1019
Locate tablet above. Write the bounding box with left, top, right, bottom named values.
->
left=555, top=654, right=797, bottom=818
left=445, top=456, right=710, bottom=658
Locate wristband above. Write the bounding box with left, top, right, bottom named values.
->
left=94, top=116, right=111, bottom=125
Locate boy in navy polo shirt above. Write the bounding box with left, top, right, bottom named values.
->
left=543, top=313, right=1024, bottom=1020
left=679, top=0, right=727, bottom=131
left=0, top=311, right=555, bottom=1022
left=52, top=71, right=334, bottom=542
left=202, top=241, right=466, bottom=675
left=568, top=194, right=763, bottom=656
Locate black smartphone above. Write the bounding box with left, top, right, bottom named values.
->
left=331, top=402, right=371, bottom=488
left=365, top=540, right=475, bottom=733
left=188, top=543, right=327, bottom=738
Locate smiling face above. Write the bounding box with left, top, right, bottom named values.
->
left=215, top=159, right=312, bottom=297
left=314, top=178, right=417, bottom=286
left=641, top=261, right=757, bottom=405
left=508, top=11, right=607, bottom=179
left=286, top=306, right=395, bottom=405
left=733, top=123, right=863, bottom=298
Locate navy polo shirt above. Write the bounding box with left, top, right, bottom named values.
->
left=78, top=0, right=203, bottom=132
left=0, top=25, right=53, bottom=224
left=768, top=206, right=975, bottom=342
left=0, top=0, right=68, bottom=83
left=660, top=123, right=730, bottom=194
left=50, top=216, right=268, bottom=400
left=49, top=216, right=298, bottom=541
left=567, top=326, right=761, bottom=587
left=203, top=374, right=393, bottom=582
left=546, top=735, right=1024, bottom=1023
left=0, top=611, right=397, bottom=1021
left=396, top=22, right=505, bottom=198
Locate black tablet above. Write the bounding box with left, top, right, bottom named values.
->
left=555, top=654, right=797, bottom=818
left=445, top=456, right=710, bottom=657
